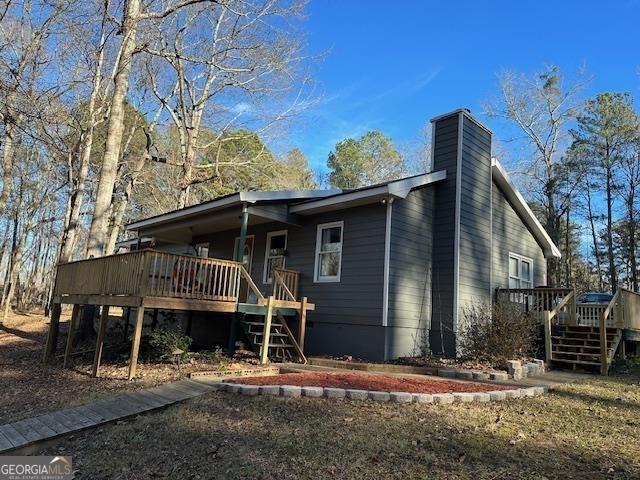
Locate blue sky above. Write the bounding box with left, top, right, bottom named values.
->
left=289, top=0, right=640, bottom=172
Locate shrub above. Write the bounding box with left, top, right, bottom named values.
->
left=458, top=301, right=538, bottom=365
left=147, top=329, right=192, bottom=362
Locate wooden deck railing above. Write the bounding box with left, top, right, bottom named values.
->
left=54, top=250, right=245, bottom=302
left=495, top=288, right=575, bottom=324
left=55, top=250, right=149, bottom=297
left=271, top=268, right=300, bottom=302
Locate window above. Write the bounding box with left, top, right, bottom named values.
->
left=263, top=230, right=288, bottom=283
left=509, top=253, right=533, bottom=288
left=314, top=221, right=343, bottom=282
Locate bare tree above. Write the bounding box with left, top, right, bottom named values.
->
left=85, top=0, right=239, bottom=257
left=144, top=0, right=311, bottom=208
left=485, top=66, right=587, bottom=286
left=0, top=0, right=71, bottom=214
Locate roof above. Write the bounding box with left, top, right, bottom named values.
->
left=126, top=189, right=340, bottom=231
left=290, top=170, right=447, bottom=215
left=126, top=172, right=447, bottom=231
left=491, top=158, right=562, bottom=258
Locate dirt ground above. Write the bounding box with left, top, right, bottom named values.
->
left=35, top=371, right=640, bottom=480
left=232, top=371, right=513, bottom=393
left=0, top=310, right=255, bottom=424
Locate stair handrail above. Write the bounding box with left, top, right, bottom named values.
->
left=548, top=290, right=576, bottom=322
left=240, top=265, right=265, bottom=303
left=543, top=290, right=576, bottom=363
left=599, top=289, right=622, bottom=375
left=272, top=269, right=297, bottom=302
left=276, top=312, right=307, bottom=364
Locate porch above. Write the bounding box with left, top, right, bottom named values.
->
left=496, top=287, right=640, bottom=374
left=42, top=249, right=315, bottom=380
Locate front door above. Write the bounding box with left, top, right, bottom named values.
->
left=234, top=235, right=255, bottom=302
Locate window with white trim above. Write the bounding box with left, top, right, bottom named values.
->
left=314, top=221, right=343, bottom=282
left=263, top=230, right=287, bottom=283
left=509, top=253, right=533, bottom=288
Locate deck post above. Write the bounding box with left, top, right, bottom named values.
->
left=600, top=307, right=608, bottom=376
left=63, top=304, right=81, bottom=368
left=569, top=290, right=577, bottom=326
left=128, top=306, right=145, bottom=380
left=228, top=202, right=250, bottom=355
left=543, top=310, right=552, bottom=363
left=259, top=296, right=275, bottom=364
left=42, top=303, right=62, bottom=362
left=298, top=296, right=308, bottom=354
left=92, top=305, right=110, bottom=377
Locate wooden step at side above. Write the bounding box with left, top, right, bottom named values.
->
left=243, top=321, right=283, bottom=327
left=552, top=351, right=601, bottom=361
left=550, top=358, right=601, bottom=367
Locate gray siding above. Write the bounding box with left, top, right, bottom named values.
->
left=457, top=116, right=493, bottom=320
left=387, top=186, right=434, bottom=359
left=195, top=203, right=388, bottom=360
left=492, top=183, right=546, bottom=289
left=430, top=114, right=459, bottom=355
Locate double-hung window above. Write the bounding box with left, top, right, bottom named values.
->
left=263, top=230, right=287, bottom=283
left=509, top=253, right=533, bottom=288
left=314, top=221, right=343, bottom=282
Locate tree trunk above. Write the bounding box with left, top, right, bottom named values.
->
left=586, top=184, right=604, bottom=291
left=85, top=0, right=139, bottom=258
left=606, top=164, right=617, bottom=293
left=0, top=122, right=16, bottom=214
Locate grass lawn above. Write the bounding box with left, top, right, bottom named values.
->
left=39, top=372, right=640, bottom=479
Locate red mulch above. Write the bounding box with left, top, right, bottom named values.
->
left=232, top=372, right=513, bottom=394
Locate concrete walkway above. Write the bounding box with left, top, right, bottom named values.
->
left=0, top=378, right=220, bottom=454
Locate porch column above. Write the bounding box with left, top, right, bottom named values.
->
left=235, top=203, right=249, bottom=262
left=229, top=203, right=249, bottom=354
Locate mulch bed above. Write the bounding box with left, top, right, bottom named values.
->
left=232, top=372, right=513, bottom=394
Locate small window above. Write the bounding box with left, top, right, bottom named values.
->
left=508, top=253, right=533, bottom=288
left=263, top=230, right=288, bottom=283
left=314, top=221, right=343, bottom=282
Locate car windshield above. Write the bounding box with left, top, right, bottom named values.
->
left=578, top=293, right=612, bottom=303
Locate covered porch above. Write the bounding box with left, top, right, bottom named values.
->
left=42, top=248, right=314, bottom=380
left=496, top=287, right=640, bottom=374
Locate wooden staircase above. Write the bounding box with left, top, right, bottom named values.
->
left=550, top=326, right=622, bottom=371
left=240, top=314, right=305, bottom=363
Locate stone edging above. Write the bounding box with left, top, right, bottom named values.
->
left=308, top=358, right=546, bottom=382
left=218, top=380, right=548, bottom=404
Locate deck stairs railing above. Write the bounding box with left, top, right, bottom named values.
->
left=496, top=287, right=640, bottom=375
left=239, top=267, right=306, bottom=364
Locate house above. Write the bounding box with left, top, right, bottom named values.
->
left=109, top=108, right=560, bottom=361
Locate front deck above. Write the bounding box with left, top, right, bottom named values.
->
left=43, top=249, right=314, bottom=379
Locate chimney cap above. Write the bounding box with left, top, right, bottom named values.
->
left=429, top=108, right=492, bottom=135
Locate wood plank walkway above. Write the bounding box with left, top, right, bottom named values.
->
left=0, top=378, right=221, bottom=454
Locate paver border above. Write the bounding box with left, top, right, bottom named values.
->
left=220, top=380, right=548, bottom=404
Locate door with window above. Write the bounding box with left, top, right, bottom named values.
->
left=234, top=235, right=254, bottom=302
left=263, top=230, right=288, bottom=284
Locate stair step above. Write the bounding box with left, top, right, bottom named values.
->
left=254, top=342, right=294, bottom=348
left=551, top=358, right=601, bottom=367
left=552, top=350, right=601, bottom=359
left=249, top=332, right=288, bottom=337
left=242, top=321, right=282, bottom=327
left=552, top=345, right=601, bottom=353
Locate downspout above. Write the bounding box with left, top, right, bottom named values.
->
left=228, top=202, right=249, bottom=354
left=382, top=197, right=393, bottom=360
